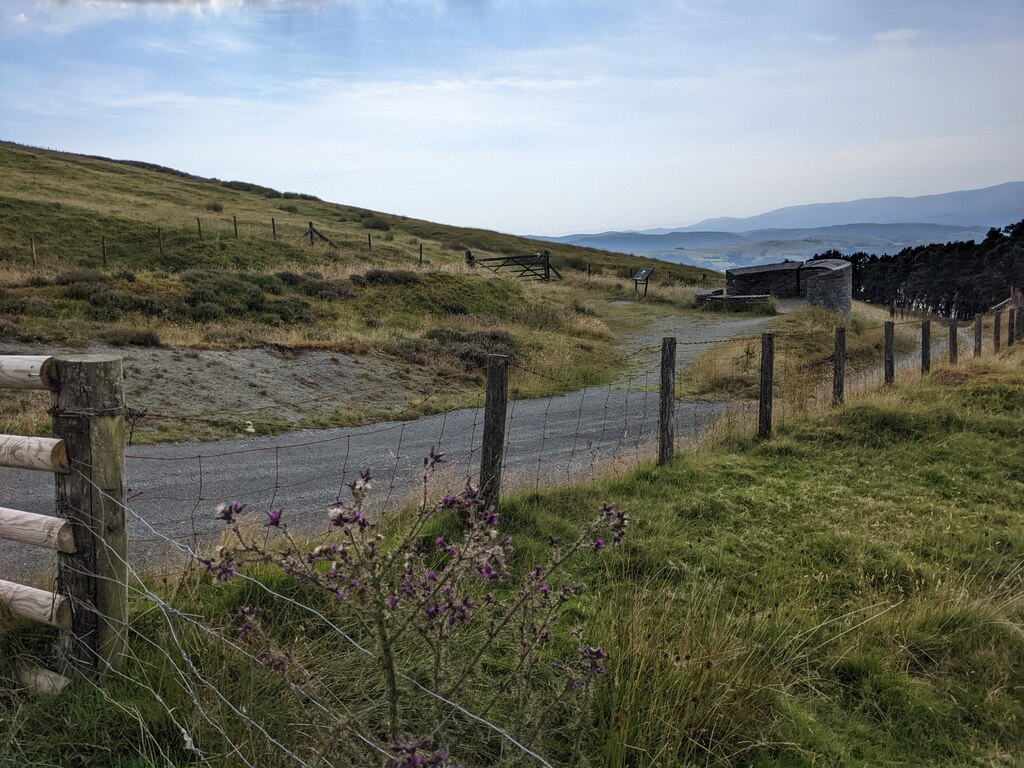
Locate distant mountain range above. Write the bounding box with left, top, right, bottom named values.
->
left=533, top=182, right=1024, bottom=272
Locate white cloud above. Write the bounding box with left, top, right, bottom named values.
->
left=14, top=12, right=29, bottom=22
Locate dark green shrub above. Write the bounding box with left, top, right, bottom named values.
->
left=278, top=204, right=299, bottom=214
left=188, top=301, right=225, bottom=321
left=102, top=328, right=162, bottom=347
left=351, top=269, right=421, bottom=286
left=54, top=269, right=105, bottom=286
left=205, top=201, right=224, bottom=212
left=362, top=216, right=390, bottom=231
left=86, top=290, right=161, bottom=319
left=63, top=282, right=105, bottom=301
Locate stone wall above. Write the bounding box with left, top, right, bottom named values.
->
left=726, top=267, right=802, bottom=298
left=804, top=264, right=852, bottom=314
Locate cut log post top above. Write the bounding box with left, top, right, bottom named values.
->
left=0, top=356, right=55, bottom=390
left=0, top=506, right=76, bottom=552
left=0, top=579, right=71, bottom=630
left=0, top=435, right=67, bottom=473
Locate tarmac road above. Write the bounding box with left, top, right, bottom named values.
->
left=0, top=313, right=769, bottom=584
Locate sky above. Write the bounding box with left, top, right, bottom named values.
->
left=1, top=1, right=1023, bottom=235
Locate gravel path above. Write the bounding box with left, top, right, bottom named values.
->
left=1, top=311, right=770, bottom=584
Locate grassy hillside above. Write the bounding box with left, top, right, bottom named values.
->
left=3, top=348, right=1020, bottom=767
left=0, top=141, right=721, bottom=439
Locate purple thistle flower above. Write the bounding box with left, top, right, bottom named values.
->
left=215, top=499, right=246, bottom=523
left=386, top=595, right=399, bottom=610
left=592, top=537, right=606, bottom=551
left=265, top=508, right=283, bottom=527
left=538, top=583, right=549, bottom=595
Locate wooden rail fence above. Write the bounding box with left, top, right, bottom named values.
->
left=0, top=354, right=127, bottom=692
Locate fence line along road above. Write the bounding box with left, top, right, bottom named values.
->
left=2, top=304, right=1015, bottom=586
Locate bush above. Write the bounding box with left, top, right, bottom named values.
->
left=362, top=216, right=390, bottom=232
left=277, top=204, right=299, bottom=214
left=85, top=290, right=162, bottom=319
left=205, top=201, right=224, bottom=213
left=351, top=269, right=421, bottom=287
left=102, top=328, right=162, bottom=347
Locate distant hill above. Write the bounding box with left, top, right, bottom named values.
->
left=533, top=182, right=1024, bottom=271
left=678, top=182, right=1024, bottom=232
left=536, top=223, right=992, bottom=272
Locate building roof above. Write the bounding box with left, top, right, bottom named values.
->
left=726, top=261, right=803, bottom=276
left=801, top=258, right=851, bottom=272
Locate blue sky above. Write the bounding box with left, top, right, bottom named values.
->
left=2, top=1, right=1022, bottom=235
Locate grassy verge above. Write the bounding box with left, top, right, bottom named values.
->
left=3, top=348, right=1021, bottom=766
left=684, top=304, right=918, bottom=400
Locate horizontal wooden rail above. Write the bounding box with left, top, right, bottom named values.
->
left=0, top=506, right=76, bottom=553
left=18, top=664, right=70, bottom=695
left=0, top=356, right=55, bottom=390
left=0, top=435, right=68, bottom=473
left=0, top=580, right=71, bottom=629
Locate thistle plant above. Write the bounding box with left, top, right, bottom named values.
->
left=203, top=448, right=628, bottom=761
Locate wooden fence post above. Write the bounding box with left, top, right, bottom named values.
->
left=51, top=355, right=127, bottom=671
left=949, top=319, right=959, bottom=363
left=368, top=233, right=372, bottom=251
left=758, top=333, right=774, bottom=439
left=31, top=237, right=37, bottom=268
left=921, top=320, right=931, bottom=374
left=994, top=312, right=1001, bottom=352
left=271, top=217, right=277, bottom=241
left=833, top=327, right=845, bottom=406
left=419, top=243, right=423, bottom=266
left=884, top=321, right=895, bottom=384
left=1017, top=307, right=1024, bottom=341
left=157, top=228, right=164, bottom=258
left=233, top=215, right=238, bottom=238
left=101, top=236, right=107, bottom=267
left=974, top=316, right=983, bottom=357
left=196, top=216, right=202, bottom=241
left=479, top=355, right=509, bottom=513
left=658, top=337, right=676, bottom=465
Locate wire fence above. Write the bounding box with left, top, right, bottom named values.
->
left=2, top=306, right=1020, bottom=766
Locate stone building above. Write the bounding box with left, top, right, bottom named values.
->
left=725, top=258, right=852, bottom=314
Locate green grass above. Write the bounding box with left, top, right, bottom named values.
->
left=0, top=141, right=721, bottom=441
left=685, top=304, right=920, bottom=401
left=3, top=350, right=1021, bottom=767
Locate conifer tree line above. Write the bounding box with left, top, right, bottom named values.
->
left=810, top=219, right=1024, bottom=317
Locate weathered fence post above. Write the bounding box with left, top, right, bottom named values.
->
left=271, top=217, right=277, bottom=241
left=479, top=355, right=509, bottom=514
left=51, top=355, right=127, bottom=672
left=921, top=319, right=931, bottom=374
left=994, top=312, right=1001, bottom=352
left=758, top=333, right=774, bottom=439
left=833, top=327, right=845, bottom=406
left=1017, top=307, right=1024, bottom=341
left=368, top=233, right=372, bottom=251
left=101, top=236, right=107, bottom=267
left=884, top=321, right=895, bottom=385
left=309, top=221, right=315, bottom=248
left=658, top=337, right=676, bottom=465
left=233, top=215, right=238, bottom=238
left=419, top=243, right=423, bottom=266
left=949, top=319, right=958, bottom=363
left=196, top=216, right=202, bottom=241
left=157, top=228, right=164, bottom=258
left=974, top=316, right=983, bottom=357
left=31, top=236, right=38, bottom=267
